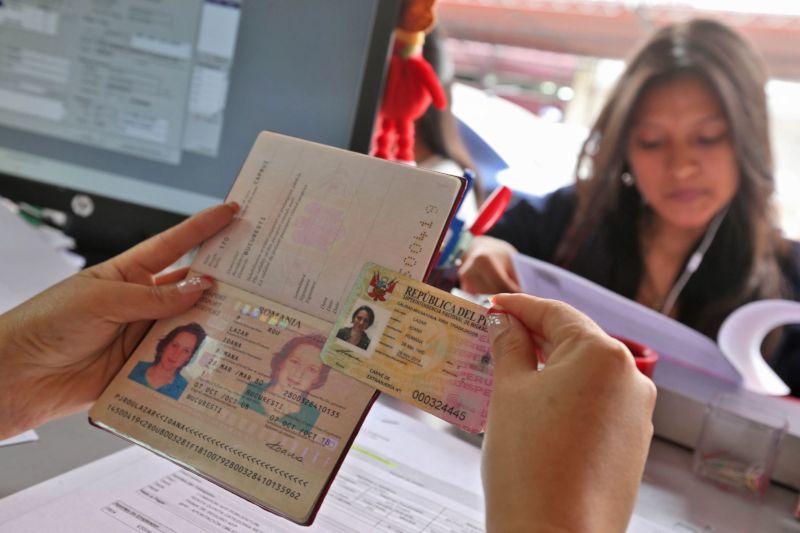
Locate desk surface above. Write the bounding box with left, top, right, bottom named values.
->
left=0, top=412, right=128, bottom=497
left=637, top=438, right=799, bottom=531
left=1, top=399, right=799, bottom=532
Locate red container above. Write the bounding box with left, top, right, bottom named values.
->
left=612, top=336, right=659, bottom=378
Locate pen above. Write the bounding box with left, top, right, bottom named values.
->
left=435, top=169, right=475, bottom=268
left=468, top=185, right=512, bottom=238
left=445, top=185, right=512, bottom=265
left=455, top=168, right=474, bottom=216
left=436, top=217, right=465, bottom=268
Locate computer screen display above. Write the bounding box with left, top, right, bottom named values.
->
left=0, top=0, right=398, bottom=256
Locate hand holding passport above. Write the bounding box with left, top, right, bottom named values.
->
left=89, top=132, right=467, bottom=524
left=88, top=131, right=660, bottom=527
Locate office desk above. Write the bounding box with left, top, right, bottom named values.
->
left=637, top=439, right=799, bottom=531
left=0, top=412, right=128, bottom=497
left=383, top=398, right=800, bottom=532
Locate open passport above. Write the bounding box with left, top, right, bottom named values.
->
left=89, top=132, right=466, bottom=525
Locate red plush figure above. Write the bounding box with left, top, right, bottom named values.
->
left=373, top=2, right=446, bottom=164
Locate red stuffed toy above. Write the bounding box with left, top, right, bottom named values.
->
left=373, top=1, right=446, bottom=164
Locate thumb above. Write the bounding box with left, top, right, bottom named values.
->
left=99, top=275, right=214, bottom=323
left=487, top=307, right=539, bottom=379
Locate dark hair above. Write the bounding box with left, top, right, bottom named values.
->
left=270, top=334, right=329, bottom=392
left=555, top=19, right=789, bottom=336
left=351, top=305, right=375, bottom=328
left=417, top=27, right=483, bottom=199
left=154, top=322, right=206, bottom=371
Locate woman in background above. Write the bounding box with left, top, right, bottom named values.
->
left=458, top=19, right=800, bottom=394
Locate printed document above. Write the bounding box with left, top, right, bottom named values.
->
left=0, top=401, right=484, bottom=532
left=512, top=253, right=789, bottom=394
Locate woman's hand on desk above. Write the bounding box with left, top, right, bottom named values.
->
left=0, top=202, right=237, bottom=440
left=458, top=236, right=521, bottom=295
left=483, top=293, right=656, bottom=533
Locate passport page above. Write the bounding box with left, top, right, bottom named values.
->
left=195, top=131, right=464, bottom=323
left=91, top=132, right=464, bottom=524
left=91, top=278, right=375, bottom=524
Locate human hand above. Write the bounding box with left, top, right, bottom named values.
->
left=0, top=203, right=238, bottom=439
left=482, top=294, right=656, bottom=533
left=458, top=236, right=521, bottom=294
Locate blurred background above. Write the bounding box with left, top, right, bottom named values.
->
left=435, top=0, right=800, bottom=237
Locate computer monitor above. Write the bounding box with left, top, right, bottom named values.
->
left=0, top=0, right=400, bottom=262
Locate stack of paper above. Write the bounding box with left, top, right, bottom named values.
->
left=0, top=202, right=81, bottom=314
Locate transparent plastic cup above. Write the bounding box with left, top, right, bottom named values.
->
left=692, top=392, right=787, bottom=499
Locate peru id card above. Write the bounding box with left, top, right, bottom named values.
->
left=321, top=263, right=493, bottom=433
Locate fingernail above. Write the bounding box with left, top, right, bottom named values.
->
left=489, top=293, right=510, bottom=306
left=226, top=201, right=240, bottom=214
left=487, top=305, right=511, bottom=343
left=177, top=276, right=214, bottom=293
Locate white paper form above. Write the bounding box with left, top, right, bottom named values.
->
left=0, top=401, right=484, bottom=532
left=0, top=205, right=78, bottom=314
left=0, top=430, right=38, bottom=448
